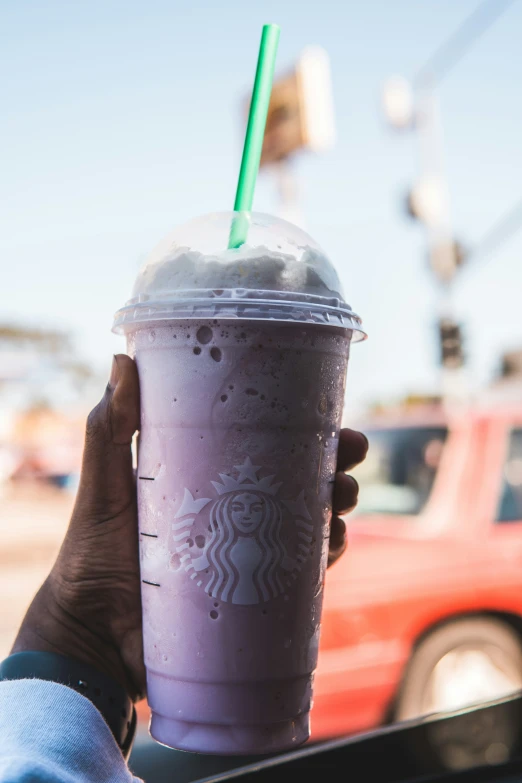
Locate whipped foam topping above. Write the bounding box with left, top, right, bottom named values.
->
left=132, top=244, right=344, bottom=302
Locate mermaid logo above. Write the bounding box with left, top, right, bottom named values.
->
left=170, top=458, right=313, bottom=605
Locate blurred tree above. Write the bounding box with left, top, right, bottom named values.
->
left=0, top=323, right=99, bottom=405
left=0, top=325, right=71, bottom=353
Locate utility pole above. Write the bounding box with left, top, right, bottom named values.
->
left=380, top=0, right=515, bottom=409
left=415, top=76, right=468, bottom=406
left=274, top=159, right=304, bottom=228
left=382, top=74, right=467, bottom=408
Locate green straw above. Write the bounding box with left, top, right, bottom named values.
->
left=228, top=23, right=280, bottom=249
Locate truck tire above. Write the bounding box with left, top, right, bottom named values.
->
left=396, top=617, right=522, bottom=771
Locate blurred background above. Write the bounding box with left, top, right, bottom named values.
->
left=2, top=0, right=522, bottom=777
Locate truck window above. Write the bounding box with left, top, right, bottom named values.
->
left=352, top=427, right=447, bottom=516
left=497, top=428, right=522, bottom=523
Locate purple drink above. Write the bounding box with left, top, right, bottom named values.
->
left=114, top=213, right=365, bottom=753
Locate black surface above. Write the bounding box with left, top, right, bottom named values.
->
left=129, top=735, right=271, bottom=783
left=129, top=694, right=522, bottom=783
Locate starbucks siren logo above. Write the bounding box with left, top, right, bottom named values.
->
left=171, top=457, right=313, bottom=605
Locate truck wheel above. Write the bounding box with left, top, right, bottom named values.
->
left=396, top=617, right=522, bottom=771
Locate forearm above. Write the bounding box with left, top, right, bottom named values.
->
left=0, top=679, right=140, bottom=783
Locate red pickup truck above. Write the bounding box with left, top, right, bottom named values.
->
left=312, top=401, right=522, bottom=768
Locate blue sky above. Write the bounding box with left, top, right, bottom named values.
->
left=2, top=0, right=521, bottom=411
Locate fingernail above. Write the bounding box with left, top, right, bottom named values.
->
left=109, top=355, right=121, bottom=389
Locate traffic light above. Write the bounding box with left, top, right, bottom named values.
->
left=247, top=46, right=336, bottom=167
left=405, top=177, right=446, bottom=226
left=381, top=76, right=414, bottom=130
left=500, top=350, right=522, bottom=379
left=438, top=318, right=464, bottom=368
left=428, top=239, right=467, bottom=284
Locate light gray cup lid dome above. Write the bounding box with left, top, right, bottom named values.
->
left=113, top=211, right=365, bottom=339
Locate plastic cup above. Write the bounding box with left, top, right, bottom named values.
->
left=113, top=212, right=365, bottom=754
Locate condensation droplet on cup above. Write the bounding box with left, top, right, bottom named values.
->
left=148, top=330, right=156, bottom=343
left=162, top=654, right=168, bottom=662
left=210, top=610, right=219, bottom=620
left=196, top=326, right=213, bottom=344
left=210, top=347, right=222, bottom=362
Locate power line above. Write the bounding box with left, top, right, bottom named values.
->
left=409, top=0, right=521, bottom=266
left=414, top=0, right=516, bottom=86
left=470, top=198, right=522, bottom=262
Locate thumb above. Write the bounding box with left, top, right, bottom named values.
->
left=73, top=354, right=140, bottom=525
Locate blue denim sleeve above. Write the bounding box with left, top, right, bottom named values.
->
left=0, top=679, right=142, bottom=782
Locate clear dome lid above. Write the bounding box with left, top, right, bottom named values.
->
left=113, top=211, right=365, bottom=339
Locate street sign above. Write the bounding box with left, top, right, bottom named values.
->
left=250, top=46, right=336, bottom=166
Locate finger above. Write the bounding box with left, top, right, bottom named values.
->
left=109, top=354, right=140, bottom=445
left=327, top=516, right=347, bottom=568
left=72, top=355, right=140, bottom=525
left=337, top=428, right=368, bottom=473
left=332, top=472, right=359, bottom=515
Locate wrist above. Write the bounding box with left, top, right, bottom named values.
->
left=0, top=651, right=137, bottom=759
left=11, top=577, right=136, bottom=701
